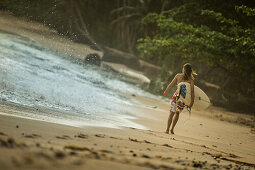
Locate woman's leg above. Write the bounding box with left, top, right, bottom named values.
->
left=165, top=111, right=175, bottom=133
left=170, top=111, right=180, bottom=134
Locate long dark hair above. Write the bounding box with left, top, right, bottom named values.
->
left=183, top=63, right=197, bottom=80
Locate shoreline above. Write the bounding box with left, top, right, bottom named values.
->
left=0, top=11, right=151, bottom=85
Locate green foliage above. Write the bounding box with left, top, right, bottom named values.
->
left=137, top=2, right=255, bottom=96
left=236, top=5, right=255, bottom=16
left=0, top=0, right=53, bottom=21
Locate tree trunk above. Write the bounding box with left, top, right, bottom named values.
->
left=73, top=0, right=104, bottom=52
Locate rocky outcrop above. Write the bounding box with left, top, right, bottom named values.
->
left=102, top=46, right=161, bottom=79
left=138, top=59, right=161, bottom=78
left=102, top=47, right=140, bottom=70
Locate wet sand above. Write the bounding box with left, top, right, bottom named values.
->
left=0, top=96, right=255, bottom=170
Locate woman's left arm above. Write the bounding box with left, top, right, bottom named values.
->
left=189, top=80, right=195, bottom=108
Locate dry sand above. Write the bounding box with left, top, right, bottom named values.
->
left=0, top=97, right=255, bottom=170
left=0, top=11, right=255, bottom=170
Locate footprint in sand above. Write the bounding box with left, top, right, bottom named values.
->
left=94, top=134, right=105, bottom=138
left=54, top=151, right=65, bottom=159
left=23, top=156, right=34, bottom=164
left=23, top=134, right=41, bottom=138
left=36, top=152, right=52, bottom=160
left=0, top=137, right=26, bottom=148
left=109, top=136, right=119, bottom=139
left=72, top=159, right=84, bottom=166
left=69, top=151, right=77, bottom=156
left=0, top=132, right=7, bottom=136
left=99, top=149, right=113, bottom=154
left=142, top=154, right=151, bottom=159
left=64, top=145, right=91, bottom=151
left=144, top=140, right=151, bottom=144
left=75, top=133, right=88, bottom=139
left=128, top=138, right=139, bottom=143
left=228, top=153, right=240, bottom=158
left=162, top=144, right=173, bottom=148
left=56, top=135, right=71, bottom=140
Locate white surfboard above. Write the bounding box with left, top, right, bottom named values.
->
left=177, top=82, right=211, bottom=110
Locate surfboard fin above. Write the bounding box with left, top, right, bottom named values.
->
left=186, top=106, right=191, bottom=112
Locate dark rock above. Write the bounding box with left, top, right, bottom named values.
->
left=84, top=53, right=101, bottom=66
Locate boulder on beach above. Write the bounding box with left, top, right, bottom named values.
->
left=84, top=53, right=101, bottom=66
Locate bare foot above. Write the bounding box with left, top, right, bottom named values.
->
left=170, top=130, right=174, bottom=134
left=165, top=130, right=169, bottom=134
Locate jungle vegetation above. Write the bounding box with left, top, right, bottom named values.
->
left=0, top=0, right=254, bottom=112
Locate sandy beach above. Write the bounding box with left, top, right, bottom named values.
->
left=0, top=11, right=255, bottom=170
left=1, top=96, right=255, bottom=170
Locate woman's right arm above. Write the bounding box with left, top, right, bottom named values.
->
left=164, top=74, right=178, bottom=96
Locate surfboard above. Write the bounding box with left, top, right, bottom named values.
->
left=177, top=82, right=210, bottom=110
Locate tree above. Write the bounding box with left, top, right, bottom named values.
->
left=137, top=1, right=255, bottom=96
left=111, top=0, right=162, bottom=53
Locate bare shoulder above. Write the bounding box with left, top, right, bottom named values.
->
left=174, top=73, right=183, bottom=84
left=175, top=73, right=182, bottom=78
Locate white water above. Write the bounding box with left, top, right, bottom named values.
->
left=0, top=31, right=157, bottom=129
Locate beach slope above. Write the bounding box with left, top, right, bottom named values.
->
left=0, top=98, right=254, bottom=170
